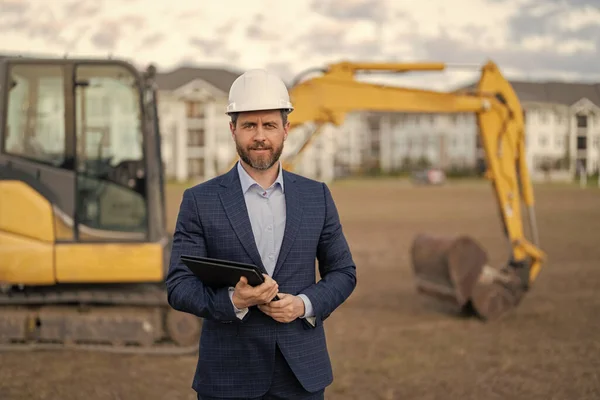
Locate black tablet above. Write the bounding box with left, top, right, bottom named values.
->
left=180, top=255, right=265, bottom=288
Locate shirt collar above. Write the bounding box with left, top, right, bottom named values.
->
left=237, top=161, right=285, bottom=194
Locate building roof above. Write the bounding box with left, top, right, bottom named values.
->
left=154, top=66, right=242, bottom=93
left=456, top=80, right=600, bottom=107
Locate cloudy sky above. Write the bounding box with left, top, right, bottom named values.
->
left=1, top=0, right=599, bottom=90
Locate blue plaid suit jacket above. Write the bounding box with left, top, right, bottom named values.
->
left=166, top=165, right=357, bottom=398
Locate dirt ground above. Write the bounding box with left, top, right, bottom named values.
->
left=1, top=178, right=599, bottom=400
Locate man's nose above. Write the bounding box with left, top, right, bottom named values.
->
left=253, top=125, right=267, bottom=140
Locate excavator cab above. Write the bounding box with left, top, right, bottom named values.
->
left=0, top=57, right=200, bottom=353
left=0, top=57, right=168, bottom=285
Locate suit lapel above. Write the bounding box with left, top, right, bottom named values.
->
left=218, top=167, right=267, bottom=274
left=273, top=171, right=303, bottom=277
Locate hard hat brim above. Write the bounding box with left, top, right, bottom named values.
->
left=226, top=104, right=294, bottom=115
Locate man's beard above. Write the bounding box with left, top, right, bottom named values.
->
left=236, top=140, right=284, bottom=171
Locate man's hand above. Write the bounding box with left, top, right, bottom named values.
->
left=232, top=274, right=279, bottom=309
left=258, top=293, right=305, bottom=323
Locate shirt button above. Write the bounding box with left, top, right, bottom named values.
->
left=269, top=254, right=274, bottom=260
left=267, top=225, right=272, bottom=231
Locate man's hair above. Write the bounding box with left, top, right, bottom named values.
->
left=229, top=109, right=289, bottom=127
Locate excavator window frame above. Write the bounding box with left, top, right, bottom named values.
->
left=0, top=62, right=73, bottom=169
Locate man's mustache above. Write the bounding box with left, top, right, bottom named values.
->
left=249, top=144, right=272, bottom=150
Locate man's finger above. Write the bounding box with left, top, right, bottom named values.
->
left=263, top=275, right=278, bottom=287
left=269, top=296, right=291, bottom=308
left=256, top=288, right=277, bottom=304
left=258, top=304, right=273, bottom=315
left=256, top=279, right=278, bottom=295
left=268, top=286, right=280, bottom=300
left=263, top=304, right=292, bottom=315
left=236, top=277, right=250, bottom=291
left=259, top=283, right=279, bottom=300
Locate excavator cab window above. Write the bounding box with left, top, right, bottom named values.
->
left=73, top=64, right=147, bottom=239
left=4, top=64, right=67, bottom=168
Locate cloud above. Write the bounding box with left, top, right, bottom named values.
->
left=0, top=1, right=29, bottom=14
left=63, top=0, right=101, bottom=18
left=0, top=0, right=598, bottom=91
left=311, top=0, right=384, bottom=21
left=245, top=14, right=279, bottom=41
left=188, top=37, right=224, bottom=57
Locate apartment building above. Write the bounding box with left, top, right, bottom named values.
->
left=332, top=80, right=600, bottom=181
left=154, top=66, right=242, bottom=182
left=153, top=64, right=600, bottom=183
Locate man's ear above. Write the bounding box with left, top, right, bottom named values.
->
left=283, top=121, right=290, bottom=141
left=229, top=121, right=235, bottom=138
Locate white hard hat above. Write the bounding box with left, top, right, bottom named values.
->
left=226, top=69, right=294, bottom=114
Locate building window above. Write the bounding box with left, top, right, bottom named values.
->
left=576, top=114, right=587, bottom=128
left=577, top=136, right=587, bottom=150
left=187, top=128, right=205, bottom=146
left=539, top=110, right=549, bottom=124
left=539, top=135, right=548, bottom=147
left=186, top=101, right=204, bottom=118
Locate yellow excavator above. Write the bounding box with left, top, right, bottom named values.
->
left=0, top=56, right=200, bottom=354
left=0, top=56, right=545, bottom=355
left=227, top=60, right=547, bottom=321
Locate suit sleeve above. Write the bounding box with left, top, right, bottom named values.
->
left=300, top=183, right=357, bottom=327
left=165, top=188, right=243, bottom=322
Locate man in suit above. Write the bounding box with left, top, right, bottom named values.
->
left=166, top=69, right=357, bottom=400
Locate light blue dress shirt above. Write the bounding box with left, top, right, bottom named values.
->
left=229, top=161, right=315, bottom=323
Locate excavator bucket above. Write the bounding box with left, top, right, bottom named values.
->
left=410, top=234, right=527, bottom=321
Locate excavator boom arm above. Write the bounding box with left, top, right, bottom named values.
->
left=284, top=60, right=546, bottom=310
left=289, top=72, right=490, bottom=129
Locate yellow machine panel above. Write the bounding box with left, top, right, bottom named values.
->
left=0, top=231, right=55, bottom=284
left=54, top=242, right=165, bottom=283
left=0, top=181, right=55, bottom=242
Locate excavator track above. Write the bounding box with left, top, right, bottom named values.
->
left=0, top=283, right=201, bottom=355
